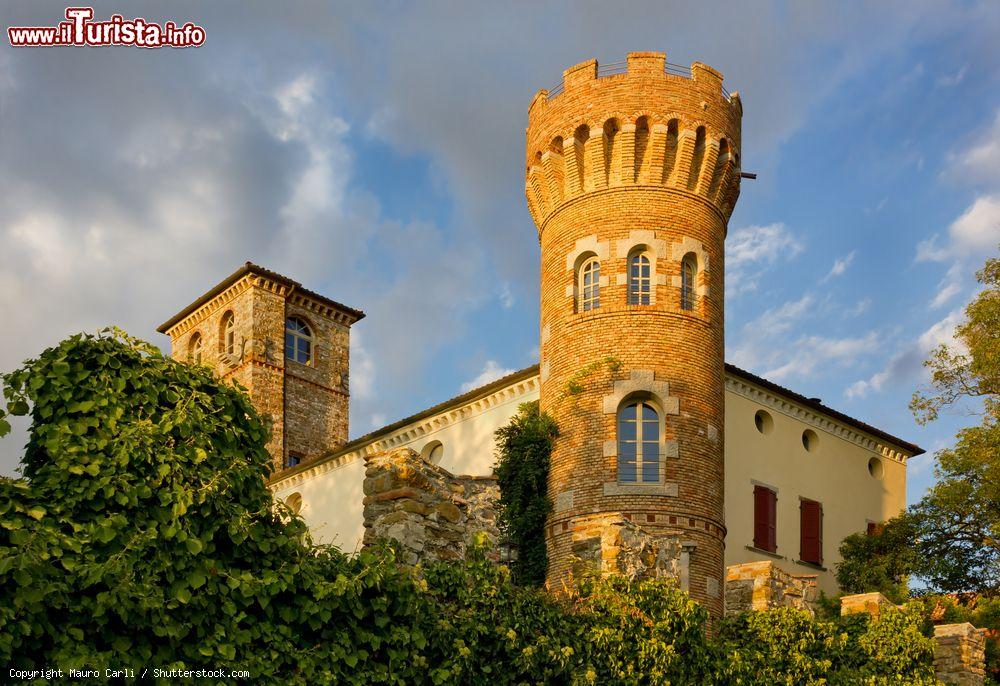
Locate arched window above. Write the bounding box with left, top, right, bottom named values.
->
left=628, top=252, right=652, bottom=305
left=286, top=492, right=303, bottom=515
left=680, top=254, right=697, bottom=311
left=618, top=400, right=660, bottom=484
left=578, top=257, right=601, bottom=312
left=285, top=316, right=313, bottom=365
left=220, top=311, right=236, bottom=355
left=188, top=333, right=203, bottom=365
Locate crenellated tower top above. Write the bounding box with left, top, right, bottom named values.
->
left=525, top=52, right=742, bottom=233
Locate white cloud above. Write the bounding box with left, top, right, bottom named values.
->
left=726, top=223, right=805, bottom=295
left=498, top=282, right=515, bottom=309
left=944, top=109, right=1000, bottom=186
left=845, top=297, right=872, bottom=317
left=935, top=64, right=969, bottom=88
left=730, top=293, right=881, bottom=384
left=369, top=413, right=387, bottom=429
left=844, top=307, right=965, bottom=400
left=821, top=250, right=856, bottom=283
left=950, top=195, right=1000, bottom=255
left=460, top=360, right=516, bottom=393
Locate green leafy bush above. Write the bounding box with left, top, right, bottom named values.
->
left=0, top=331, right=940, bottom=683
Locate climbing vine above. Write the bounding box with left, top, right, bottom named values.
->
left=493, top=400, right=558, bottom=586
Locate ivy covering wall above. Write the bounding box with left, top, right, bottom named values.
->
left=0, top=331, right=938, bottom=684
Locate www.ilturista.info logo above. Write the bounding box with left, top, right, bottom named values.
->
left=8, top=7, right=206, bottom=48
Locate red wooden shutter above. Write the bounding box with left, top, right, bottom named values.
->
left=800, top=500, right=822, bottom=564
left=754, top=486, right=777, bottom=552
left=767, top=490, right=777, bottom=552
left=866, top=521, right=878, bottom=536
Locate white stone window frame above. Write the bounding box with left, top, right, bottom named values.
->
left=188, top=331, right=204, bottom=365
left=285, top=314, right=315, bottom=367
left=670, top=237, right=710, bottom=312
left=601, top=370, right=679, bottom=496
left=220, top=310, right=236, bottom=356
left=615, top=230, right=667, bottom=305
left=579, top=257, right=601, bottom=312
left=616, top=398, right=662, bottom=484
left=565, top=235, right=610, bottom=313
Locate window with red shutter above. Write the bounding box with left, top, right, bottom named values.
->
left=800, top=499, right=823, bottom=565
left=866, top=521, right=878, bottom=536
left=753, top=485, right=777, bottom=553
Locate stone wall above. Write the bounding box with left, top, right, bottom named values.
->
left=362, top=448, right=499, bottom=565
left=568, top=513, right=689, bottom=588
left=839, top=594, right=987, bottom=685
left=725, top=561, right=817, bottom=616
left=934, top=623, right=987, bottom=686
left=839, top=591, right=896, bottom=617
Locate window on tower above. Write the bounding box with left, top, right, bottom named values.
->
left=220, top=311, right=236, bottom=355
left=617, top=400, right=660, bottom=484
left=628, top=252, right=652, bottom=305
left=285, top=316, right=313, bottom=365
left=578, top=257, right=601, bottom=312
left=188, top=332, right=203, bottom=365
left=680, top=253, right=697, bottom=310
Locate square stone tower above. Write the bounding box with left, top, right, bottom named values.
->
left=157, top=262, right=364, bottom=473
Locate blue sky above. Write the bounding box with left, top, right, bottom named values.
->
left=1, top=1, right=998, bottom=505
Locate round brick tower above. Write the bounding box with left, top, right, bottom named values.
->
left=526, top=52, right=742, bottom=617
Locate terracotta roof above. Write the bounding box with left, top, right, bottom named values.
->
left=157, top=262, right=365, bottom=334
left=271, top=361, right=923, bottom=483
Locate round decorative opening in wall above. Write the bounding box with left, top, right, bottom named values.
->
left=754, top=409, right=774, bottom=435
left=868, top=456, right=884, bottom=479
left=802, top=429, right=818, bottom=452
left=421, top=440, right=445, bottom=464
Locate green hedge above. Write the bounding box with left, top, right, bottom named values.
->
left=0, top=331, right=937, bottom=684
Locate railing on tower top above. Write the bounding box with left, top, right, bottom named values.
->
left=544, top=60, right=732, bottom=102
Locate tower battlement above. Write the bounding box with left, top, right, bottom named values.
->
left=525, top=52, right=742, bottom=232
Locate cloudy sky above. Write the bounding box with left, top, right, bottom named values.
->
left=1, top=1, right=998, bottom=503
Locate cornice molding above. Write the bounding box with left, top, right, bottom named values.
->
left=271, top=376, right=540, bottom=491
left=725, top=375, right=911, bottom=463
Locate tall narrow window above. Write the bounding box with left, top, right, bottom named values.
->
left=800, top=499, right=823, bottom=565
left=628, top=252, right=651, bottom=305
left=188, top=333, right=203, bottom=365
left=285, top=316, right=313, bottom=365
left=753, top=485, right=777, bottom=553
left=617, top=400, right=660, bottom=484
left=680, top=254, right=697, bottom=310
left=220, top=312, right=236, bottom=355
left=579, top=258, right=601, bottom=312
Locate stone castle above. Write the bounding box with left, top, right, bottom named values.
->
left=159, top=52, right=926, bottom=621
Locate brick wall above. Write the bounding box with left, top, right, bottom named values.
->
left=161, top=266, right=360, bottom=473
left=526, top=52, right=742, bottom=618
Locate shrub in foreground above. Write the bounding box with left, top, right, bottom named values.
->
left=0, top=331, right=938, bottom=684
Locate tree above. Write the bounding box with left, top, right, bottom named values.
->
left=906, top=251, right=1000, bottom=593
left=836, top=516, right=918, bottom=603
left=910, top=253, right=1000, bottom=424
left=837, top=250, right=1000, bottom=595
